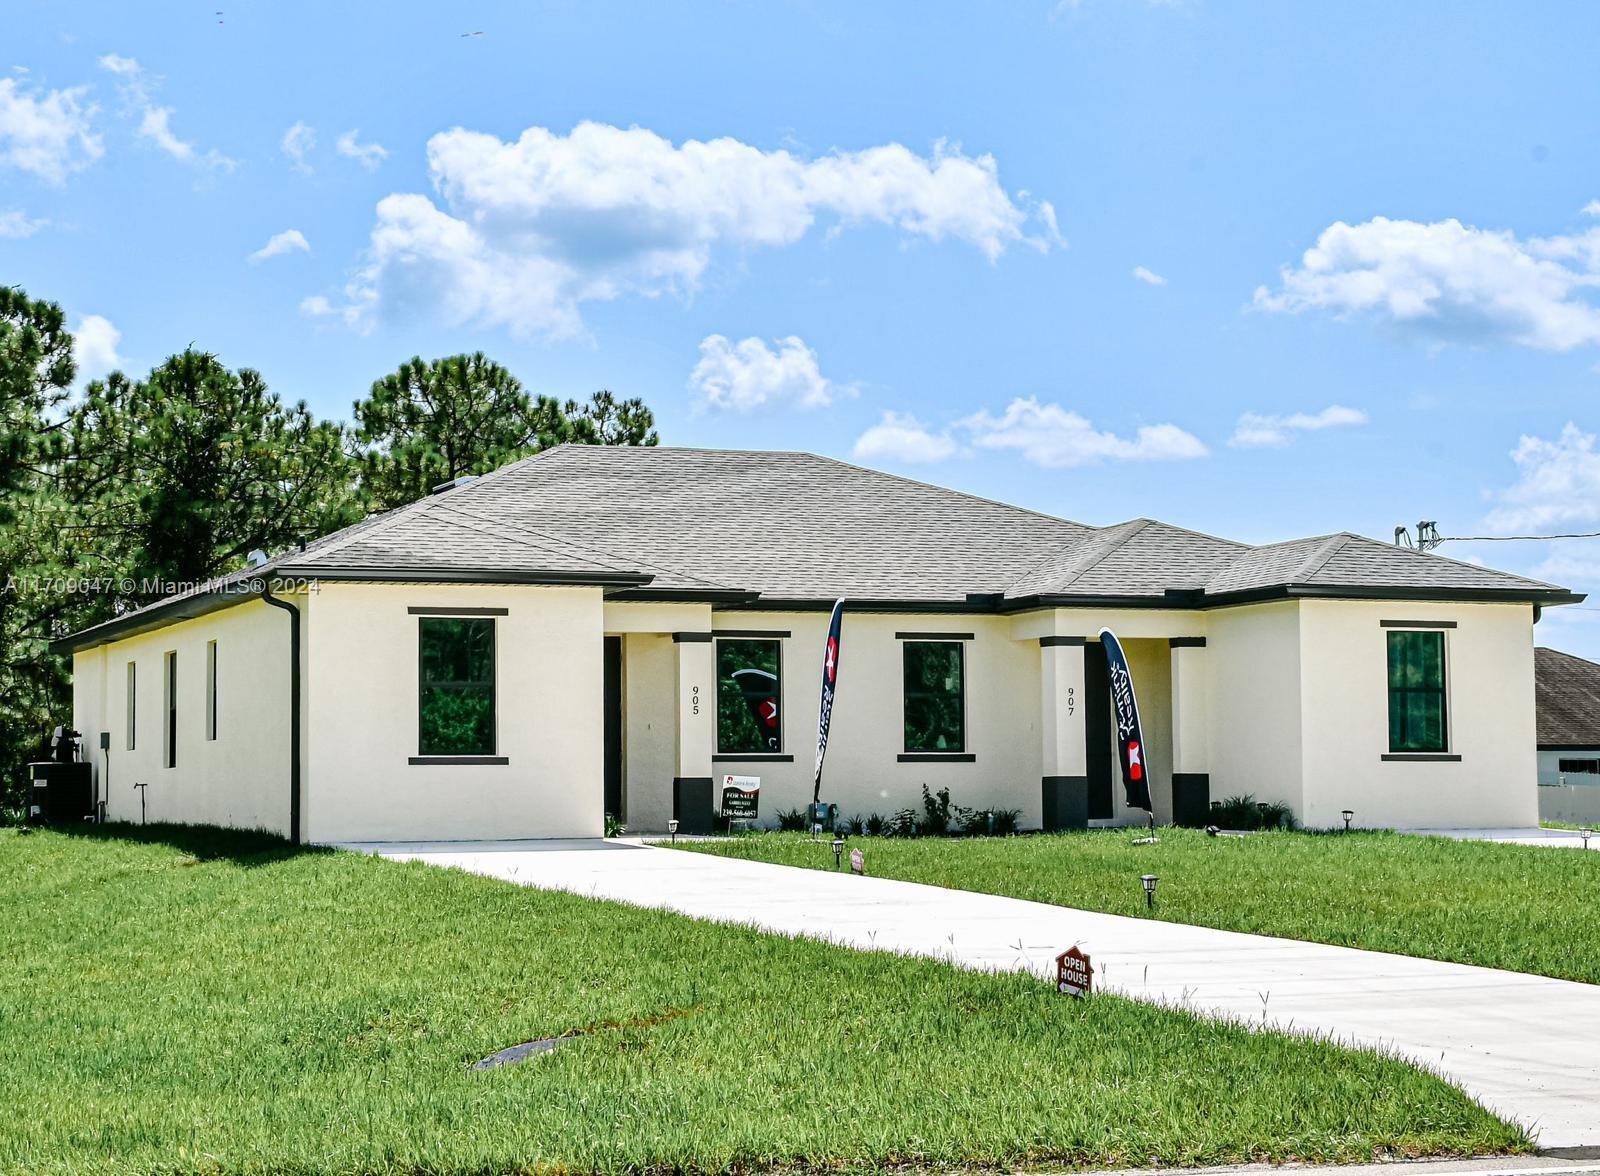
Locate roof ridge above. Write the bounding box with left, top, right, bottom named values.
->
left=1003, top=519, right=1149, bottom=595
left=797, top=451, right=1091, bottom=530
left=1332, top=530, right=1563, bottom=591
left=1287, top=533, right=1352, bottom=584
left=431, top=501, right=735, bottom=590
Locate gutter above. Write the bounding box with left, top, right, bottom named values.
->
left=259, top=585, right=301, bottom=846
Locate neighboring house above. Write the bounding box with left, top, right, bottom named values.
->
left=57, top=446, right=1581, bottom=842
left=1535, top=646, right=1600, bottom=825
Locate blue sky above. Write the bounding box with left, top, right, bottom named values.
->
left=8, top=1, right=1600, bottom=652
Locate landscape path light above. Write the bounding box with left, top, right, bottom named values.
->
left=1582, top=828, right=1593, bottom=850
left=1342, top=809, right=1354, bottom=833
left=832, top=837, right=845, bottom=868
left=667, top=818, right=679, bottom=845
left=1140, top=874, right=1158, bottom=909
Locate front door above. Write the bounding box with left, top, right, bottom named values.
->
left=1084, top=641, right=1114, bottom=820
left=603, top=636, right=623, bottom=821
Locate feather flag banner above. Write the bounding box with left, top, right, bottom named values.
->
left=1099, top=628, right=1153, bottom=812
left=813, top=599, right=844, bottom=804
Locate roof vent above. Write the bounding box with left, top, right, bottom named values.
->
left=430, top=475, right=478, bottom=495
left=246, top=549, right=269, bottom=568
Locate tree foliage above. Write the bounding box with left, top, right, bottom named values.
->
left=352, top=354, right=658, bottom=510
left=66, top=349, right=362, bottom=587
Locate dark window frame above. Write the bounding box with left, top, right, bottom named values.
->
left=715, top=636, right=783, bottom=756
left=163, top=650, right=177, bottom=769
left=205, top=639, right=218, bottom=742
left=416, top=615, right=498, bottom=759
left=1386, top=628, right=1449, bottom=754
left=126, top=661, right=136, bottom=751
left=1558, top=758, right=1600, bottom=775
left=902, top=639, right=966, bottom=754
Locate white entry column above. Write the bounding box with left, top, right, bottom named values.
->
left=1040, top=636, right=1088, bottom=829
left=672, top=632, right=716, bottom=833
left=1169, top=637, right=1210, bottom=826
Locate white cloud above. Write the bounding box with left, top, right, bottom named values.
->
left=0, top=77, right=101, bottom=184
left=1584, top=200, right=1600, bottom=217
left=336, top=129, right=387, bottom=170
left=316, top=121, right=1058, bottom=338
left=281, top=121, right=315, bottom=173
left=1255, top=216, right=1600, bottom=352
left=689, top=334, right=843, bottom=411
left=956, top=397, right=1208, bottom=468
left=852, top=411, right=961, bottom=464
left=100, top=54, right=236, bottom=173
left=1484, top=423, right=1600, bottom=533
left=0, top=208, right=46, bottom=237
left=72, top=314, right=121, bottom=379
left=249, top=228, right=310, bottom=263
left=1131, top=264, right=1167, bottom=286
left=1228, top=404, right=1367, bottom=448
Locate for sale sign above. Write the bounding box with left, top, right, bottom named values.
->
left=720, top=775, right=760, bottom=820
left=1055, top=946, right=1092, bottom=998
left=849, top=847, right=864, bottom=875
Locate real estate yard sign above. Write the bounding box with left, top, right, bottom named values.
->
left=1098, top=628, right=1154, bottom=813
left=720, top=775, right=760, bottom=820
left=1055, top=946, right=1092, bottom=998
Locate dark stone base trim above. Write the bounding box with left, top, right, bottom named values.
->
left=1172, top=772, right=1210, bottom=827
left=1042, top=775, right=1089, bottom=831
left=672, top=776, right=715, bottom=834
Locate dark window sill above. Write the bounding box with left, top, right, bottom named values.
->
left=712, top=754, right=794, bottom=762
left=898, top=753, right=975, bottom=763
left=1380, top=753, right=1461, bottom=762
left=408, top=756, right=508, bottom=765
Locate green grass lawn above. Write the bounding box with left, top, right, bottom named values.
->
left=677, top=827, right=1600, bottom=984
left=0, top=825, right=1526, bottom=1174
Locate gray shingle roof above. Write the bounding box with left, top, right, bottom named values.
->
left=1536, top=647, right=1600, bottom=748
left=56, top=444, right=1580, bottom=652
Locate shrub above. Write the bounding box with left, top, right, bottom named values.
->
left=604, top=812, right=626, bottom=838
left=846, top=813, right=866, bottom=836
left=864, top=812, right=886, bottom=836
left=1211, top=794, right=1296, bottom=831
left=775, top=807, right=808, bottom=832
left=886, top=808, right=920, bottom=838
left=920, top=785, right=954, bottom=836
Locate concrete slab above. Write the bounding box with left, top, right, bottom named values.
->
left=340, top=838, right=1600, bottom=1150
left=1412, top=828, right=1599, bottom=850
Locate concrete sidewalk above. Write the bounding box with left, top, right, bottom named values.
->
left=1413, top=827, right=1598, bottom=850
left=347, top=838, right=1600, bottom=1150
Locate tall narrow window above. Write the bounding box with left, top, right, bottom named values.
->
left=716, top=638, right=782, bottom=754
left=1387, top=630, right=1447, bottom=753
left=163, top=650, right=178, bottom=768
left=205, top=640, right=218, bottom=741
left=903, top=641, right=965, bottom=752
left=418, top=617, right=496, bottom=756
left=126, top=661, right=136, bottom=751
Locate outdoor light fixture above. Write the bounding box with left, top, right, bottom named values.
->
left=1140, top=874, right=1158, bottom=908
left=1342, top=809, right=1354, bottom=833
left=667, top=818, right=679, bottom=845
left=832, top=837, right=845, bottom=868
left=1583, top=828, right=1593, bottom=850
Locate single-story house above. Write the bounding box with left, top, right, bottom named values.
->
left=58, top=445, right=1581, bottom=842
left=1534, top=646, right=1600, bottom=825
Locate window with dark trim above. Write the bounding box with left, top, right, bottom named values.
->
left=1387, top=630, right=1447, bottom=753
left=418, top=616, right=496, bottom=757
left=163, top=651, right=177, bottom=768
left=1558, top=758, right=1600, bottom=775
left=126, top=661, right=136, bottom=751
left=716, top=638, right=781, bottom=754
left=205, top=640, right=218, bottom=741
left=904, top=641, right=965, bottom=752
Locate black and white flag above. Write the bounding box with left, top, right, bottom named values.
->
left=1099, top=628, right=1153, bottom=812
left=813, top=599, right=844, bottom=803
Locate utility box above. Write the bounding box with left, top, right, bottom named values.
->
left=26, top=762, right=95, bottom=825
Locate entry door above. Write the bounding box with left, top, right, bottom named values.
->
left=1083, top=641, right=1114, bottom=820
left=603, top=636, right=623, bottom=820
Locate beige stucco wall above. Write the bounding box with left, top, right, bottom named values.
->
left=1297, top=599, right=1537, bottom=829
left=70, top=598, right=293, bottom=835
left=1203, top=600, right=1305, bottom=815
left=301, top=582, right=606, bottom=842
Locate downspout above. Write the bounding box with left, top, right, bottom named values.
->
left=260, top=585, right=302, bottom=846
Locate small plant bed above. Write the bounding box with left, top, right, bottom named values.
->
left=0, top=825, right=1526, bottom=1173
left=679, top=826, right=1600, bottom=983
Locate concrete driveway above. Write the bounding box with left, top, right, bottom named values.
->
left=345, top=838, right=1600, bottom=1151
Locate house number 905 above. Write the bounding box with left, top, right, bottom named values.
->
left=691, top=685, right=701, bottom=715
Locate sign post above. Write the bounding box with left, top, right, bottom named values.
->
left=1055, top=946, right=1092, bottom=998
